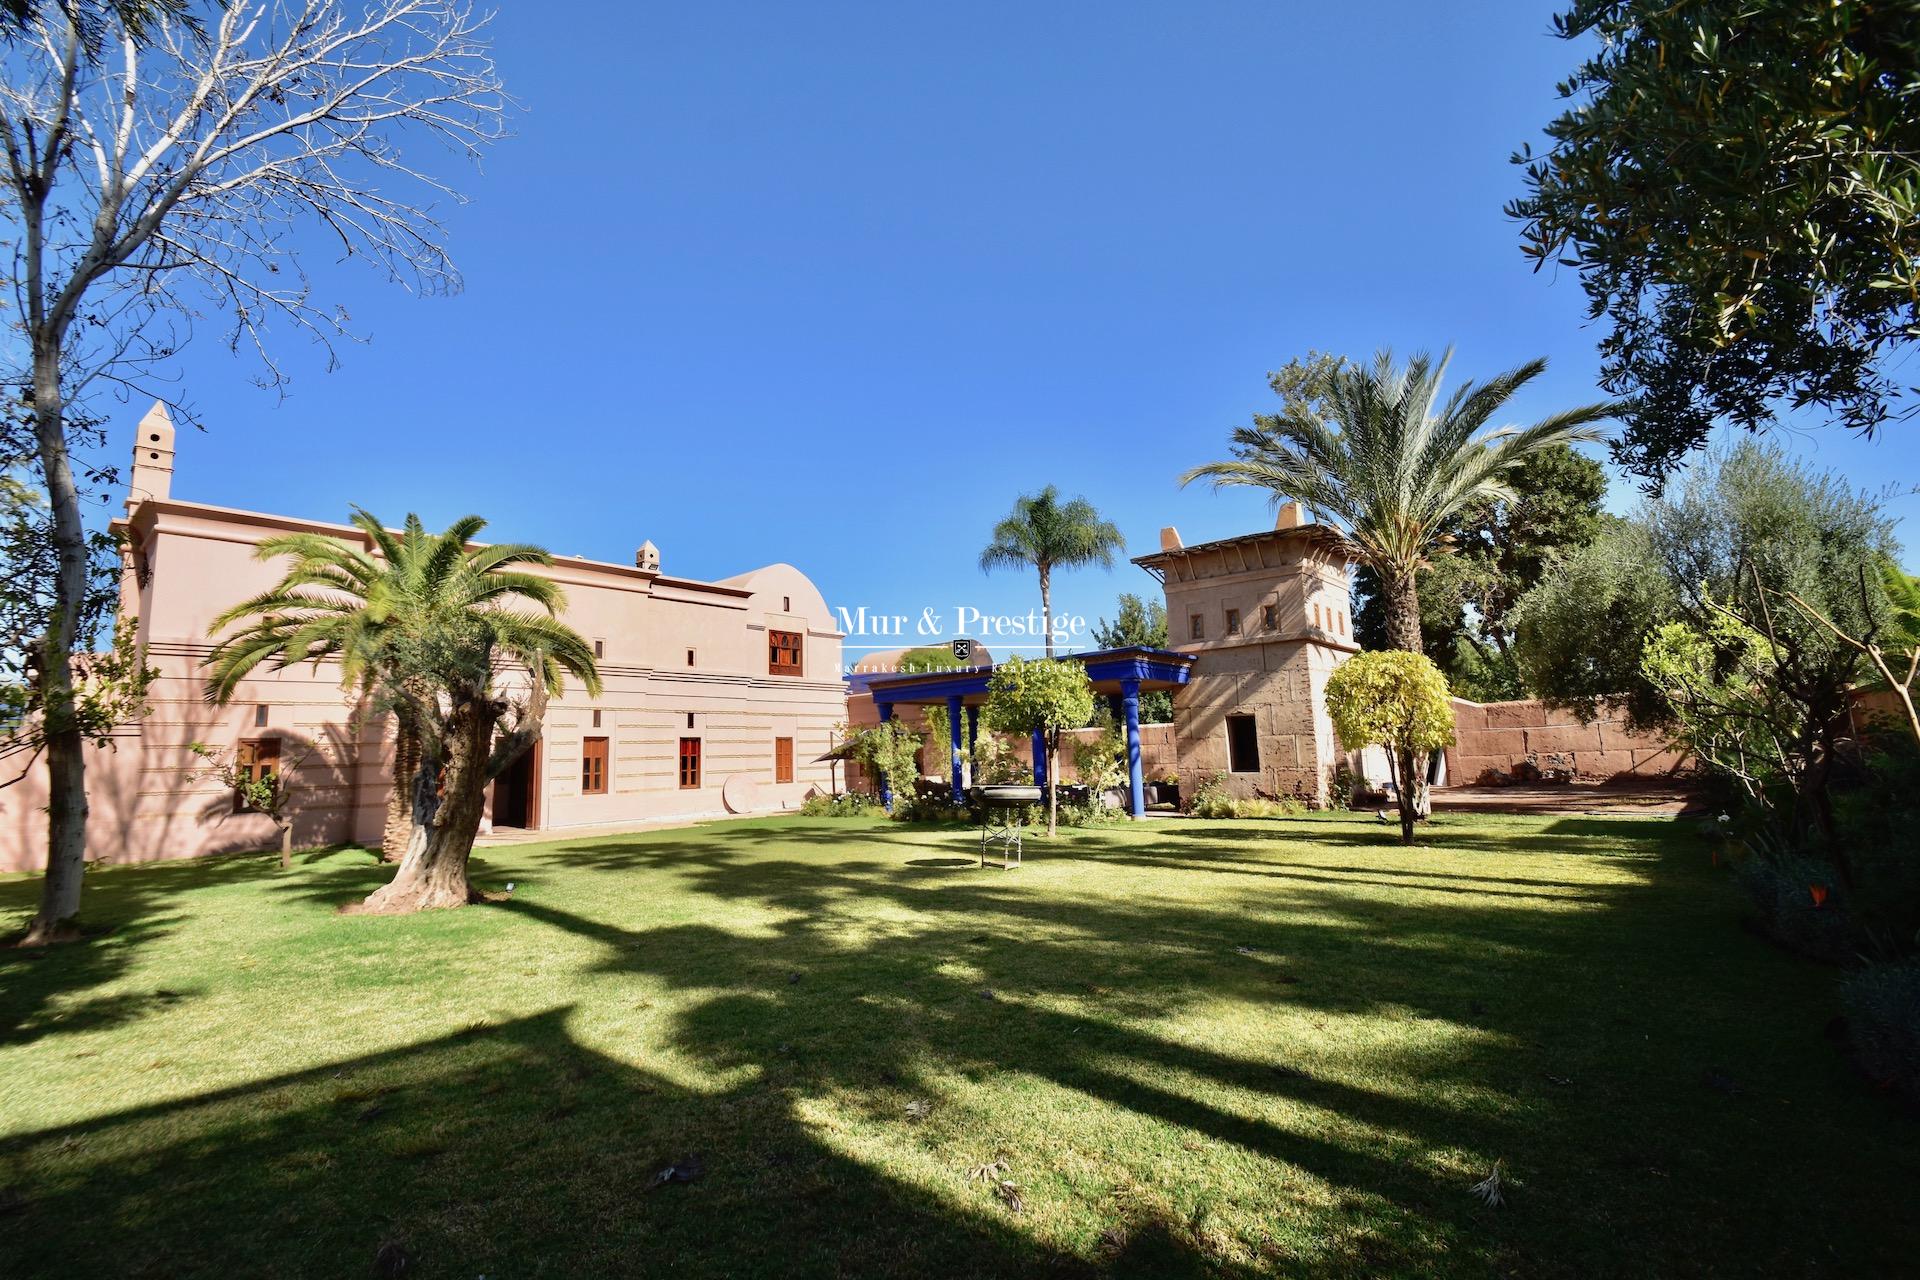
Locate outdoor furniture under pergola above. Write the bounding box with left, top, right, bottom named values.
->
left=857, top=646, right=1196, bottom=818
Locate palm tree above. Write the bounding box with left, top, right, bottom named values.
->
left=979, top=486, right=1126, bottom=658
left=1183, top=349, right=1615, bottom=653
left=203, top=509, right=456, bottom=860
left=206, top=510, right=600, bottom=910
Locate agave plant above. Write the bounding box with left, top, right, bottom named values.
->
left=1183, top=349, right=1615, bottom=652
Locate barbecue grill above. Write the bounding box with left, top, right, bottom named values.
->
left=972, top=784, right=1041, bottom=869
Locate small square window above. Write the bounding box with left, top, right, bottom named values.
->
left=1262, top=604, right=1277, bottom=630
left=1225, top=608, right=1240, bottom=635
left=593, top=639, right=605, bottom=659
left=253, top=704, right=268, bottom=727
left=592, top=709, right=602, bottom=729
left=782, top=595, right=791, bottom=612
left=687, top=648, right=696, bottom=667
left=686, top=712, right=695, bottom=730
left=1189, top=614, right=1205, bottom=641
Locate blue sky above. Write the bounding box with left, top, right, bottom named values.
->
left=116, top=1, right=1917, bottom=658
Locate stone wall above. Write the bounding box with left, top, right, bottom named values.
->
left=1443, top=697, right=1687, bottom=784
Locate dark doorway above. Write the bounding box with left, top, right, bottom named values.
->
left=1226, top=714, right=1261, bottom=774
left=493, top=741, right=540, bottom=829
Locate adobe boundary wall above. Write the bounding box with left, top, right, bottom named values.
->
left=1443, top=697, right=1687, bottom=784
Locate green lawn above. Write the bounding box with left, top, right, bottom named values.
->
left=1, top=812, right=1912, bottom=1277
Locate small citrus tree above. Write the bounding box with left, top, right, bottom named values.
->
left=984, top=656, right=1095, bottom=835
left=1324, top=651, right=1455, bottom=845
left=187, top=740, right=317, bottom=871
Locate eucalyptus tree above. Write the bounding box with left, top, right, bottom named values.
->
left=1, top=1, right=503, bottom=942
left=209, top=511, right=600, bottom=913
left=1183, top=349, right=1615, bottom=654
left=979, top=486, right=1125, bottom=659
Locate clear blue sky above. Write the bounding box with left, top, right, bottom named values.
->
left=119, top=1, right=1918, bottom=659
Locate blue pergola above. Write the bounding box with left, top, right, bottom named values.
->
left=857, top=646, right=1195, bottom=818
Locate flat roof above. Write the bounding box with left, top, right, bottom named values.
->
left=1131, top=522, right=1353, bottom=573
left=116, top=496, right=756, bottom=599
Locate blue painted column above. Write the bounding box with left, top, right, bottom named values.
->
left=1030, top=727, right=1048, bottom=788
left=1122, top=678, right=1144, bottom=819
left=875, top=700, right=894, bottom=811
left=966, top=705, right=980, bottom=782
left=947, top=695, right=965, bottom=805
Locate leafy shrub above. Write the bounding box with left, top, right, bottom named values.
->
left=1186, top=771, right=1229, bottom=816
left=1073, top=711, right=1127, bottom=794
left=1048, top=799, right=1123, bottom=828
left=1328, top=761, right=1358, bottom=811
left=1186, top=771, right=1303, bottom=820
left=1734, top=851, right=1860, bottom=963
left=1236, top=796, right=1304, bottom=819
left=971, top=733, right=1030, bottom=784
left=798, top=791, right=878, bottom=818
left=891, top=784, right=971, bottom=824
left=1839, top=962, right=1920, bottom=1101
left=845, top=720, right=924, bottom=803
left=1832, top=739, right=1920, bottom=947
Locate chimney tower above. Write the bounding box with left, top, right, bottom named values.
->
left=128, top=400, right=175, bottom=507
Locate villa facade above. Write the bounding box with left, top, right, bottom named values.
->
left=0, top=405, right=848, bottom=872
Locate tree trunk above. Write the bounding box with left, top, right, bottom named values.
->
left=279, top=822, right=294, bottom=871
left=1394, top=745, right=1419, bottom=846
left=379, top=717, right=421, bottom=862
left=1381, top=564, right=1424, bottom=654
left=1379, top=564, right=1434, bottom=823
left=1039, top=563, right=1054, bottom=660
left=24, top=342, right=92, bottom=946
left=356, top=699, right=495, bottom=914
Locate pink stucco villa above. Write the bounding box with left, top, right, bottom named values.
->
left=0, top=404, right=848, bottom=871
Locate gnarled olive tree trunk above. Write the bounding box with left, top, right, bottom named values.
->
left=359, top=700, right=495, bottom=913
left=357, top=686, right=546, bottom=915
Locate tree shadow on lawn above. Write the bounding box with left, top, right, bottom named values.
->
left=2, top=1006, right=1258, bottom=1279
left=7, top=817, right=1915, bottom=1276
left=0, top=845, right=379, bottom=1051
left=491, top=817, right=1918, bottom=1275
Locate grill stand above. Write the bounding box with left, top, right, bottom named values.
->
left=979, top=809, right=1023, bottom=870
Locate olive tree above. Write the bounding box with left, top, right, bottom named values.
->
left=1325, top=651, right=1456, bottom=846
left=0, top=1, right=504, bottom=942
left=984, top=656, right=1094, bottom=836
left=1512, top=0, right=1920, bottom=479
